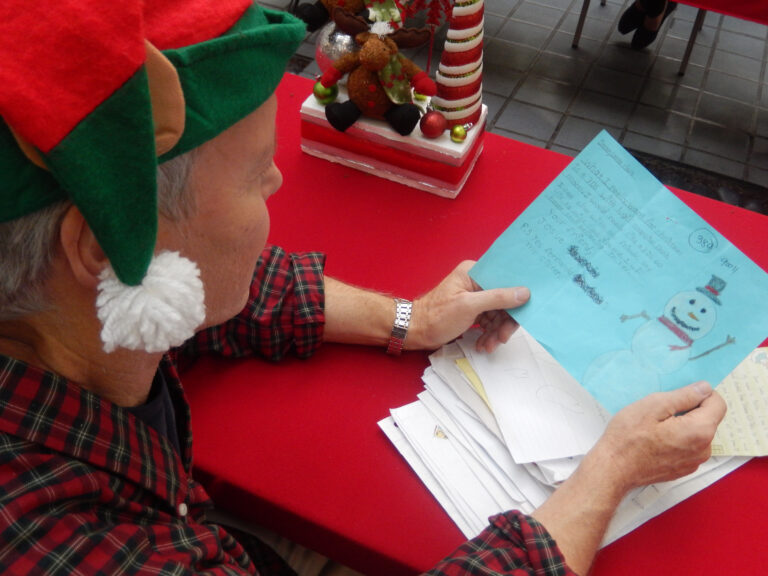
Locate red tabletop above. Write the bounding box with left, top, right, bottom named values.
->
left=183, top=74, right=768, bottom=575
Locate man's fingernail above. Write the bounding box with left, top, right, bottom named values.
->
left=693, top=381, right=712, bottom=396
left=516, top=287, right=530, bottom=301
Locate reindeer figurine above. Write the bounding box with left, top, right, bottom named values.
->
left=318, top=9, right=436, bottom=136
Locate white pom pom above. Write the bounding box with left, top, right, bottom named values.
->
left=96, top=251, right=206, bottom=353
left=370, top=21, right=394, bottom=36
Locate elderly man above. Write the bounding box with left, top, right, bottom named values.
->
left=0, top=1, right=724, bottom=575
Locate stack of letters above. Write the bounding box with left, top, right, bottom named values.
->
left=379, top=328, right=755, bottom=544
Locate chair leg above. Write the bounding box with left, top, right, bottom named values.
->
left=572, top=0, right=592, bottom=48
left=678, top=8, right=706, bottom=76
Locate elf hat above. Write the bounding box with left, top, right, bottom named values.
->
left=0, top=0, right=305, bottom=352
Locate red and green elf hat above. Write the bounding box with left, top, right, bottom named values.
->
left=0, top=0, right=305, bottom=288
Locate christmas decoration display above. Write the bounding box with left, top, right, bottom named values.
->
left=429, top=0, right=485, bottom=128
left=317, top=10, right=436, bottom=136
left=300, top=0, right=487, bottom=197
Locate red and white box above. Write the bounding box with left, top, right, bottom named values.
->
left=300, top=90, right=487, bottom=199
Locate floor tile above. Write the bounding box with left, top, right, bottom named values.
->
left=548, top=29, right=602, bottom=56
left=570, top=89, right=635, bottom=127
left=510, top=2, right=566, bottom=28
left=627, top=105, right=691, bottom=144
left=515, top=76, right=578, bottom=112
left=497, top=19, right=553, bottom=50
left=709, top=50, right=763, bottom=81
left=482, top=92, right=509, bottom=126
left=584, top=65, right=645, bottom=99
left=659, top=35, right=711, bottom=68
left=750, top=136, right=768, bottom=170
left=622, top=131, right=684, bottom=161
left=639, top=82, right=698, bottom=116
left=696, top=93, right=755, bottom=133
left=688, top=120, right=751, bottom=162
left=484, top=0, right=516, bottom=17
left=494, top=100, right=563, bottom=141
left=532, top=51, right=592, bottom=84
left=746, top=166, right=768, bottom=190
left=757, top=108, right=768, bottom=138
left=649, top=57, right=706, bottom=87
left=715, top=29, right=768, bottom=56
left=484, top=38, right=540, bottom=72
left=683, top=149, right=746, bottom=180
left=553, top=116, right=621, bottom=149
left=703, top=70, right=760, bottom=103
left=597, top=42, right=655, bottom=74
left=482, top=64, right=524, bottom=97
left=562, top=13, right=614, bottom=42
left=721, top=16, right=768, bottom=39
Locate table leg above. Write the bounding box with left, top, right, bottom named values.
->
left=678, top=8, right=707, bottom=76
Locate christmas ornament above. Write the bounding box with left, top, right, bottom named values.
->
left=313, top=80, right=338, bottom=104
left=419, top=109, right=447, bottom=138
left=450, top=124, right=467, bottom=142
left=315, top=21, right=358, bottom=74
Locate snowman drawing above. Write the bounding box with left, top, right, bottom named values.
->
left=582, top=275, right=735, bottom=413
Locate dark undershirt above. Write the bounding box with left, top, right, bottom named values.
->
left=126, top=371, right=181, bottom=454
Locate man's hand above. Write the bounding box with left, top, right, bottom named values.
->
left=532, top=382, right=726, bottom=575
left=409, top=261, right=530, bottom=352
left=591, top=381, right=727, bottom=494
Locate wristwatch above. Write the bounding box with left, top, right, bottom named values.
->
left=386, top=298, right=412, bottom=355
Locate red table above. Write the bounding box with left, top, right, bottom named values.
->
left=183, top=74, right=768, bottom=575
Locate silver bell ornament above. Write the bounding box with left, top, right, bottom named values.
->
left=315, top=21, right=359, bottom=76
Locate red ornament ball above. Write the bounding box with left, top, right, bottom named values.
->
left=419, top=110, right=448, bottom=139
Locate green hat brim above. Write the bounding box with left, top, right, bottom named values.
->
left=161, top=7, right=305, bottom=161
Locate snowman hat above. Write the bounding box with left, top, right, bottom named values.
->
left=0, top=0, right=304, bottom=352
left=696, top=274, right=726, bottom=306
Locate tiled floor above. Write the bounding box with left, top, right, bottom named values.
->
left=269, top=0, right=768, bottom=213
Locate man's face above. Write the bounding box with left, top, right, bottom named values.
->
left=156, top=94, right=281, bottom=328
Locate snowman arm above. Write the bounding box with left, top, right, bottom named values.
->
left=620, top=311, right=649, bottom=322
left=690, top=335, right=736, bottom=360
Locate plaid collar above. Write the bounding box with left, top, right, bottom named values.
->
left=0, top=354, right=192, bottom=513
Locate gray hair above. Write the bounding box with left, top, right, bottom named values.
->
left=0, top=152, right=196, bottom=321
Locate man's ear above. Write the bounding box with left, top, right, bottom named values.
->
left=59, top=205, right=108, bottom=289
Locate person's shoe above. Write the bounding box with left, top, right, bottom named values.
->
left=631, top=1, right=677, bottom=50
left=618, top=3, right=644, bottom=35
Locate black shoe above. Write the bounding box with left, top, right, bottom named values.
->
left=631, top=1, right=677, bottom=50
left=618, top=3, right=644, bottom=35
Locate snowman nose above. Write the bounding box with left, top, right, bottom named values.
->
left=688, top=312, right=699, bottom=321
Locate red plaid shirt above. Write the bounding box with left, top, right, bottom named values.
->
left=0, top=245, right=572, bottom=575
left=0, top=246, right=324, bottom=575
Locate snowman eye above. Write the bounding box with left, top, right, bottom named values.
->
left=700, top=308, right=707, bottom=314
left=689, top=299, right=696, bottom=305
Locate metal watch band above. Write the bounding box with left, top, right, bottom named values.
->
left=386, top=298, right=412, bottom=355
